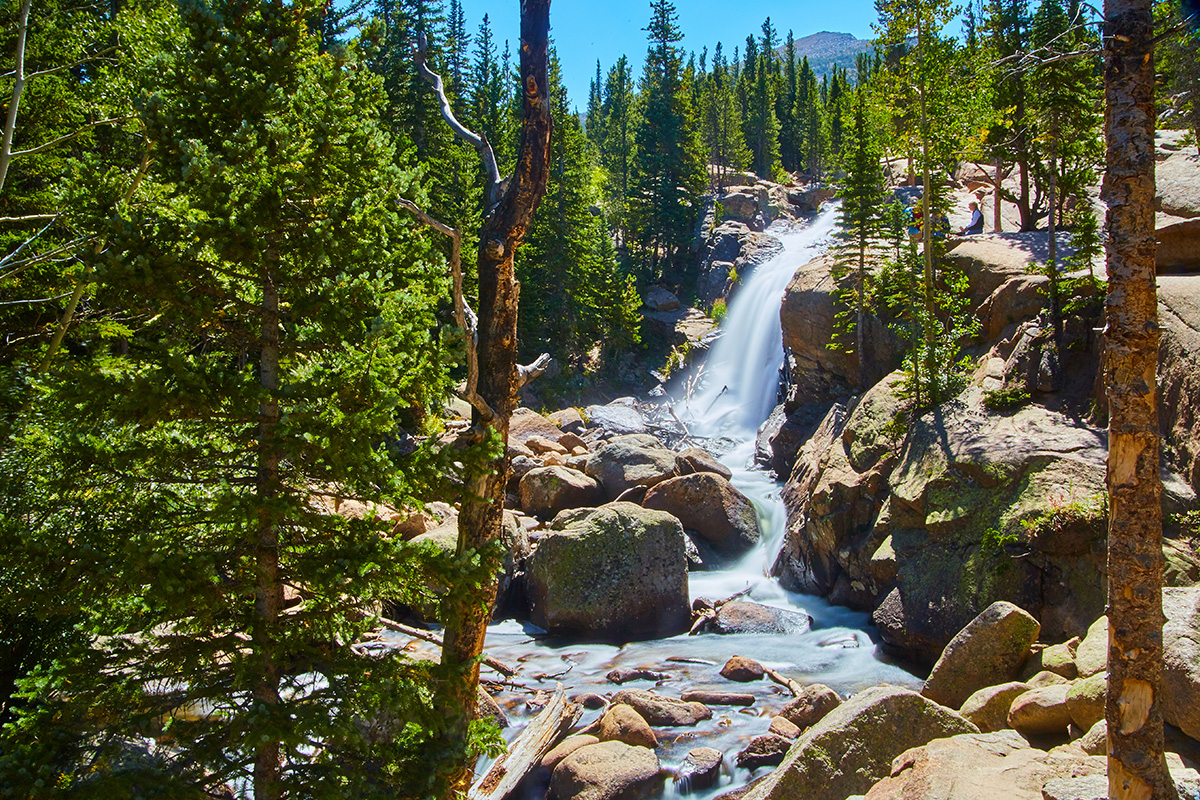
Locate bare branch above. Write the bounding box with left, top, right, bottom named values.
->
left=0, top=291, right=73, bottom=306
left=396, top=197, right=494, bottom=422
left=414, top=31, right=502, bottom=208
left=0, top=0, right=33, bottom=194
left=23, top=45, right=118, bottom=80
left=516, top=353, right=551, bottom=388
left=374, top=617, right=515, bottom=677
left=11, top=117, right=134, bottom=157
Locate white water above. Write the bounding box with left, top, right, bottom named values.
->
left=459, top=205, right=917, bottom=800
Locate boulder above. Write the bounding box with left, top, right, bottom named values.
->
left=1019, top=641, right=1078, bottom=681
left=1156, top=130, right=1200, bottom=219
left=644, top=285, right=681, bottom=311
left=1159, top=276, right=1200, bottom=491
left=643, top=473, right=761, bottom=557
left=680, top=689, right=755, bottom=706
left=527, top=434, right=569, bottom=455
left=1078, top=719, right=1106, bottom=756
left=675, top=747, right=723, bottom=794
left=755, top=404, right=820, bottom=478
left=675, top=448, right=733, bottom=480
left=1065, top=672, right=1106, bottom=732
left=736, top=734, right=792, bottom=769
left=510, top=407, right=566, bottom=446
left=585, top=403, right=649, bottom=436
left=1162, top=586, right=1200, bottom=740
left=585, top=437, right=678, bottom=499
left=550, top=741, right=662, bottom=800
left=598, top=704, right=658, bottom=750
left=410, top=511, right=529, bottom=618
left=1041, top=767, right=1200, bottom=800
left=863, top=730, right=1105, bottom=800
left=1027, top=671, right=1071, bottom=689
left=519, top=466, right=604, bottom=519
left=959, top=681, right=1033, bottom=733
left=543, top=735, right=601, bottom=770
left=778, top=684, right=842, bottom=729
left=922, top=601, right=1041, bottom=710
left=769, top=716, right=801, bottom=739
left=702, top=600, right=813, bottom=635
left=525, top=503, right=690, bottom=641
left=744, top=686, right=979, bottom=800
left=609, top=689, right=713, bottom=726
left=1075, top=617, right=1108, bottom=678
left=549, top=407, right=586, bottom=434
left=719, top=656, right=765, bottom=682
left=1007, top=684, right=1072, bottom=735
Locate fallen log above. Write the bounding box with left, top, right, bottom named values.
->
left=375, top=617, right=517, bottom=678
left=470, top=683, right=580, bottom=800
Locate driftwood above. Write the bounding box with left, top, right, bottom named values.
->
left=375, top=617, right=517, bottom=678
left=764, top=667, right=804, bottom=697
left=469, top=684, right=580, bottom=800
left=688, top=586, right=753, bottom=635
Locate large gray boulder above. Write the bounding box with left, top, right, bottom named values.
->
left=550, top=741, right=663, bottom=800
left=1163, top=586, right=1200, bottom=740
left=519, top=466, right=604, bottom=519
left=744, top=686, right=979, bottom=800
left=585, top=436, right=678, bottom=500
left=585, top=403, right=649, bottom=437
left=701, top=600, right=813, bottom=635
left=959, top=681, right=1032, bottom=733
left=922, top=601, right=1041, bottom=710
left=643, top=472, right=761, bottom=557
left=609, top=689, right=713, bottom=726
left=525, top=503, right=690, bottom=641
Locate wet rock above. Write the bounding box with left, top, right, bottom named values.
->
left=720, top=656, right=765, bottom=682
left=585, top=436, right=678, bottom=499
left=1007, top=684, right=1072, bottom=735
left=675, top=747, right=724, bottom=794
left=573, top=693, right=608, bottom=710
left=681, top=689, right=756, bottom=706
left=543, top=734, right=600, bottom=770
left=675, top=447, right=733, bottom=480
left=1065, top=672, right=1106, bottom=731
left=526, top=502, right=690, bottom=641
left=736, top=734, right=792, bottom=770
left=519, top=466, right=605, bottom=519
left=922, top=601, right=1041, bottom=710
left=704, top=600, right=813, bottom=635
left=477, top=687, right=509, bottom=730
left=610, top=689, right=713, bottom=726
left=551, top=741, right=662, bottom=800
left=959, top=681, right=1032, bottom=733
left=779, top=684, right=842, bottom=729
left=743, top=686, right=979, bottom=800
left=644, top=473, right=761, bottom=558
left=585, top=402, right=649, bottom=436
left=768, top=716, right=801, bottom=739
left=598, top=704, right=658, bottom=749
left=607, top=668, right=669, bottom=685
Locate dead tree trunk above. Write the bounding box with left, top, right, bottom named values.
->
left=1101, top=0, right=1176, bottom=795
left=416, top=3, right=552, bottom=796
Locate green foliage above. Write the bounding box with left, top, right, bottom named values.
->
left=983, top=385, right=1032, bottom=411
left=1020, top=492, right=1108, bottom=538
left=710, top=297, right=728, bottom=324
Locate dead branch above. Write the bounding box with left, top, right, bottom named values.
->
left=516, top=352, right=552, bottom=388
left=469, top=684, right=580, bottom=800
left=415, top=31, right=502, bottom=209
left=375, top=616, right=516, bottom=678
left=396, top=198, right=494, bottom=422
left=764, top=667, right=804, bottom=697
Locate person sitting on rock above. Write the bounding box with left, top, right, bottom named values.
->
left=959, top=201, right=985, bottom=235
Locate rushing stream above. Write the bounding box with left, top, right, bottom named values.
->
left=407, top=205, right=921, bottom=799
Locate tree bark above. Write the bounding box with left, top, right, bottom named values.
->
left=432, top=2, right=552, bottom=796
left=1047, top=137, right=1061, bottom=344
left=254, top=248, right=283, bottom=800
left=1101, top=0, right=1175, bottom=794
left=0, top=0, right=32, bottom=195
left=994, top=157, right=1003, bottom=232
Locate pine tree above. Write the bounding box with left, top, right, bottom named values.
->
left=599, top=54, right=638, bottom=246
left=743, top=18, right=782, bottom=178
left=630, top=0, right=705, bottom=275
left=829, top=87, right=887, bottom=387
left=0, top=3, right=463, bottom=795
left=700, top=43, right=750, bottom=188
left=780, top=30, right=801, bottom=171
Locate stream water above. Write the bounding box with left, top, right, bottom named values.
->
left=408, top=205, right=921, bottom=799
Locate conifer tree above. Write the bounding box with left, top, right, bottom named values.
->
left=829, top=86, right=887, bottom=387
left=780, top=31, right=801, bottom=171
left=700, top=43, right=750, bottom=188
left=599, top=54, right=638, bottom=246
left=743, top=18, right=782, bottom=178
left=2, top=2, right=463, bottom=796
left=630, top=0, right=705, bottom=275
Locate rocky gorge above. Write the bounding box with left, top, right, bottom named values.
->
left=359, top=132, right=1200, bottom=800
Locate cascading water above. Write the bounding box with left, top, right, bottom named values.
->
left=448, top=205, right=918, bottom=800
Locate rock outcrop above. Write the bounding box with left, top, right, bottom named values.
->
left=525, top=503, right=690, bottom=641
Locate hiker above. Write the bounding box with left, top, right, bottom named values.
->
left=959, top=201, right=985, bottom=235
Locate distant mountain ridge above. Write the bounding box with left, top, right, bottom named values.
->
left=775, top=31, right=874, bottom=81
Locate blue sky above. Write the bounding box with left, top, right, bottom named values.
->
left=456, top=0, right=882, bottom=109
